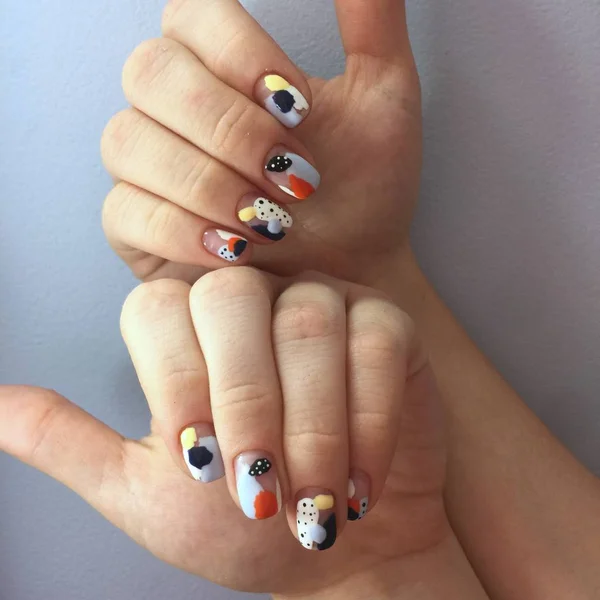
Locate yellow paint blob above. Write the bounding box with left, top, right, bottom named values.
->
left=314, top=494, right=335, bottom=510
left=238, top=206, right=257, bottom=222
left=180, top=427, right=197, bottom=450
left=264, top=74, right=290, bottom=92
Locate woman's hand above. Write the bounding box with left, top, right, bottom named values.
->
left=0, top=269, right=446, bottom=596
left=101, top=0, right=421, bottom=284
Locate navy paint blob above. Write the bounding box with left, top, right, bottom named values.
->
left=317, top=513, right=337, bottom=551
left=347, top=506, right=360, bottom=521
left=251, top=224, right=286, bottom=241
left=188, top=446, right=213, bottom=470
left=233, top=239, right=248, bottom=257
left=273, top=90, right=295, bottom=113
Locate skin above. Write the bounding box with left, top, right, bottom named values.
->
left=0, top=270, right=487, bottom=599
left=4, top=0, right=600, bottom=598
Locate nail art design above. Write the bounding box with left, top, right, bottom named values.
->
left=347, top=470, right=370, bottom=521
left=237, top=194, right=293, bottom=241
left=180, top=425, right=225, bottom=483
left=265, top=147, right=320, bottom=200
left=296, top=490, right=336, bottom=551
left=235, top=451, right=282, bottom=520
left=257, top=74, right=310, bottom=128
left=203, top=229, right=248, bottom=262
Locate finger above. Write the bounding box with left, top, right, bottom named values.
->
left=190, top=268, right=285, bottom=520
left=345, top=288, right=424, bottom=522
left=272, top=275, right=348, bottom=551
left=162, top=0, right=312, bottom=129
left=120, top=279, right=225, bottom=484
left=101, top=109, right=294, bottom=245
left=102, top=182, right=252, bottom=266
left=0, top=386, right=130, bottom=528
left=334, top=0, right=413, bottom=62
left=122, top=39, right=320, bottom=202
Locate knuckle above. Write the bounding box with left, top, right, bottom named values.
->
left=191, top=267, right=267, bottom=308
left=122, top=38, right=179, bottom=100
left=213, top=381, right=273, bottom=416
left=100, top=108, right=145, bottom=171
left=121, top=279, right=190, bottom=333
left=209, top=98, right=256, bottom=156
left=351, top=325, right=405, bottom=372
left=285, top=428, right=344, bottom=458
left=274, top=298, right=340, bottom=343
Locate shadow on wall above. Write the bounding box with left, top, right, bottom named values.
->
left=411, top=0, right=600, bottom=462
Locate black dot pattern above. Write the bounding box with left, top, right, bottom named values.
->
left=249, top=458, right=272, bottom=477
left=266, top=156, right=292, bottom=173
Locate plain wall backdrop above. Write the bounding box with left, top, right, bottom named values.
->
left=1, top=0, right=599, bottom=598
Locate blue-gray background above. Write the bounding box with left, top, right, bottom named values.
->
left=1, top=0, right=599, bottom=598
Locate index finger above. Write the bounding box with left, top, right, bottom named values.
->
left=162, top=0, right=312, bottom=129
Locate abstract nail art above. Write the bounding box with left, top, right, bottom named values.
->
left=203, top=229, right=248, bottom=262
left=235, top=451, right=282, bottom=520
left=180, top=425, right=225, bottom=483
left=296, top=490, right=336, bottom=551
left=264, top=147, right=320, bottom=200
left=257, top=74, right=310, bottom=128
left=347, top=470, right=370, bottom=521
left=237, top=194, right=293, bottom=241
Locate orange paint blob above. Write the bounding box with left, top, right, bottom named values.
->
left=227, top=237, right=242, bottom=252
left=289, top=175, right=315, bottom=200
left=254, top=490, right=279, bottom=520
left=348, top=498, right=360, bottom=513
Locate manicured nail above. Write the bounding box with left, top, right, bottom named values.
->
left=296, top=489, right=336, bottom=551
left=265, top=147, right=320, bottom=200
left=180, top=424, right=225, bottom=483
left=234, top=451, right=282, bottom=520
left=256, top=74, right=310, bottom=128
left=237, top=194, right=293, bottom=242
left=203, top=229, right=248, bottom=262
left=348, top=470, right=370, bottom=521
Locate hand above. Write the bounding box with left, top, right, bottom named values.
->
left=0, top=269, right=446, bottom=596
left=101, top=0, right=421, bottom=284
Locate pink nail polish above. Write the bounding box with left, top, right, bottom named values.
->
left=202, top=229, right=249, bottom=262
left=348, top=469, right=370, bottom=521
left=255, top=74, right=310, bottom=129
left=296, top=488, right=336, bottom=551
left=234, top=451, right=282, bottom=520
left=264, top=146, right=320, bottom=200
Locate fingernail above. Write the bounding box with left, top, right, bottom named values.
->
left=256, top=74, right=310, bottom=128
left=180, top=424, right=225, bottom=483
left=234, top=451, right=282, bottom=520
left=296, top=489, right=337, bottom=551
left=348, top=470, right=370, bottom=521
left=264, top=147, right=320, bottom=200
left=203, top=229, right=249, bottom=262
left=237, top=194, right=293, bottom=242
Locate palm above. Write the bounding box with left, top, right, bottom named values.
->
left=106, top=370, right=444, bottom=596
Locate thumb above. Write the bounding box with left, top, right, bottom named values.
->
left=334, top=0, right=413, bottom=62
left=0, top=385, right=132, bottom=530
